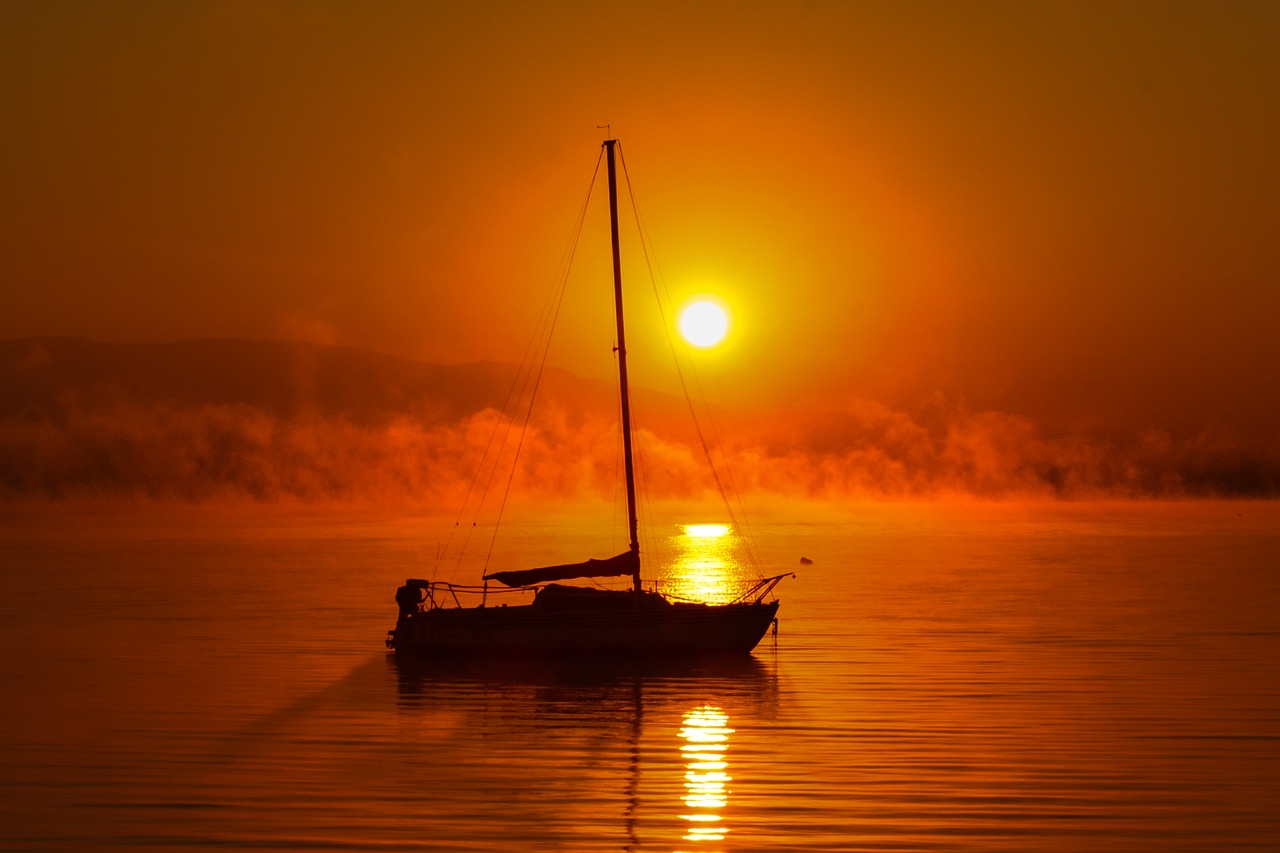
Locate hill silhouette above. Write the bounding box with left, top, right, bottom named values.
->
left=0, top=336, right=701, bottom=429
left=3, top=337, right=540, bottom=424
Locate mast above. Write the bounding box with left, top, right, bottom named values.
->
left=604, top=138, right=641, bottom=593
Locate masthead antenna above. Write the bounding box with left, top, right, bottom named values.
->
left=596, top=123, right=612, bottom=140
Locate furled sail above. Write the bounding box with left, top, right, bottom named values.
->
left=483, top=549, right=639, bottom=588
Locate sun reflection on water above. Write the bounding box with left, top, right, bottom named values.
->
left=678, top=705, right=734, bottom=848
left=663, top=523, right=744, bottom=605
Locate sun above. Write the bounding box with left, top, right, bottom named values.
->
left=679, top=300, right=729, bottom=348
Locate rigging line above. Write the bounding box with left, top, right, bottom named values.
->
left=686, top=338, right=762, bottom=571
left=439, top=371, right=537, bottom=581
left=439, top=287, right=559, bottom=579
left=468, top=327, right=543, bottom=536
left=618, top=146, right=766, bottom=575
left=451, top=359, right=535, bottom=580
left=448, top=148, right=603, bottom=580
left=481, top=290, right=565, bottom=574
left=447, top=362, right=537, bottom=580
left=685, top=345, right=766, bottom=571
left=482, top=149, right=605, bottom=573
left=667, top=297, right=767, bottom=569
left=622, top=154, right=765, bottom=577
left=444, top=191, right=581, bottom=582
left=617, top=144, right=764, bottom=577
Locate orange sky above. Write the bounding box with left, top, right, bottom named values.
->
left=3, top=1, right=1278, bottom=441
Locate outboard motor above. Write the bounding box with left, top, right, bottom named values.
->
left=388, top=580, right=428, bottom=651
left=395, top=583, right=424, bottom=621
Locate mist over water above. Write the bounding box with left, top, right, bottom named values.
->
left=6, top=395, right=1279, bottom=502
left=1, top=500, right=1276, bottom=850
left=4, top=338, right=1279, bottom=502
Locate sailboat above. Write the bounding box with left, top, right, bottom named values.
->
left=387, top=139, right=789, bottom=657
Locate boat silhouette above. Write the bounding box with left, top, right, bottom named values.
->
left=388, top=138, right=788, bottom=657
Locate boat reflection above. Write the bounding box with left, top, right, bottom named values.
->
left=390, top=651, right=776, bottom=702
left=388, top=655, right=774, bottom=851
left=679, top=705, right=734, bottom=846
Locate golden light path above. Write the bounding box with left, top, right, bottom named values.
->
left=667, top=523, right=737, bottom=605
left=679, top=705, right=734, bottom=847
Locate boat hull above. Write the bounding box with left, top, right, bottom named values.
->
left=390, top=599, right=780, bottom=657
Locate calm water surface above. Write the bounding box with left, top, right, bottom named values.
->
left=1, top=501, right=1276, bottom=851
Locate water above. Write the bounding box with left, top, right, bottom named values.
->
left=1, top=501, right=1277, bottom=850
